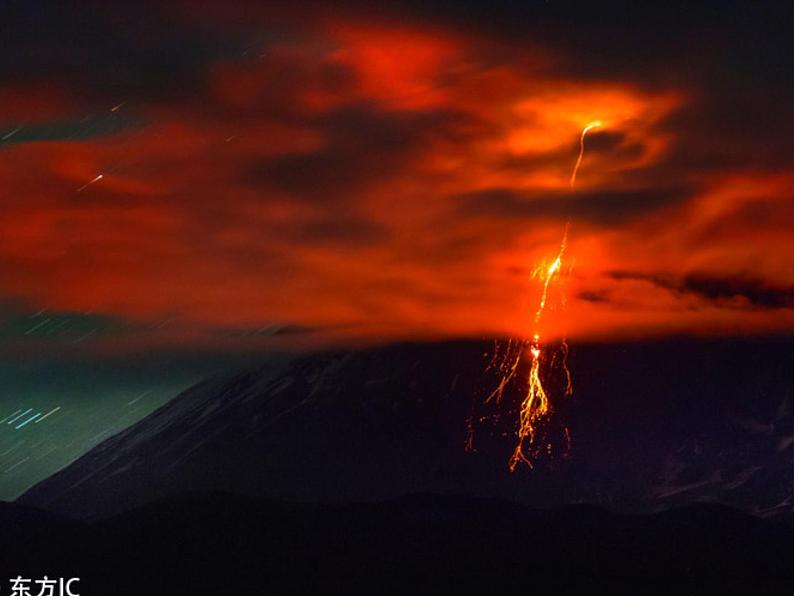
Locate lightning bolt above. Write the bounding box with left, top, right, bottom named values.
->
left=474, top=120, right=603, bottom=470
left=570, top=121, right=601, bottom=188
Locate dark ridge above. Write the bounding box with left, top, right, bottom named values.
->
left=18, top=338, right=794, bottom=524
left=6, top=492, right=794, bottom=594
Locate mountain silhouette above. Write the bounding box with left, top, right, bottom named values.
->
left=4, top=492, right=794, bottom=594
left=19, top=338, right=794, bottom=522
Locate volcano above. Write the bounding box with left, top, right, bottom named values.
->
left=18, top=338, right=794, bottom=521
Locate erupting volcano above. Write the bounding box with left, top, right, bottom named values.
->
left=482, top=121, right=603, bottom=470
left=4, top=2, right=794, bottom=593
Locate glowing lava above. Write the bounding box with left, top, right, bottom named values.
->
left=508, top=233, right=568, bottom=471
left=480, top=121, right=602, bottom=470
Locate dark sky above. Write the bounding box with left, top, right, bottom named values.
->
left=1, top=0, right=793, bottom=497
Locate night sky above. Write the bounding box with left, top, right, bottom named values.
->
left=2, top=0, right=794, bottom=498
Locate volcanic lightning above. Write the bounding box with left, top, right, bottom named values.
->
left=508, top=228, right=569, bottom=471
left=570, top=121, right=601, bottom=187
left=479, top=121, right=602, bottom=470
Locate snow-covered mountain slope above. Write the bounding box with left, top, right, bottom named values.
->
left=19, top=339, right=794, bottom=521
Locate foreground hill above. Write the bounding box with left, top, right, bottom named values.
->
left=19, top=339, right=794, bottom=521
left=3, top=493, right=794, bottom=594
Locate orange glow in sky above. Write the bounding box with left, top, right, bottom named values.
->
left=1, top=8, right=793, bottom=356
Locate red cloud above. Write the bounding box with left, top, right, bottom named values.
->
left=2, top=10, right=792, bottom=353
